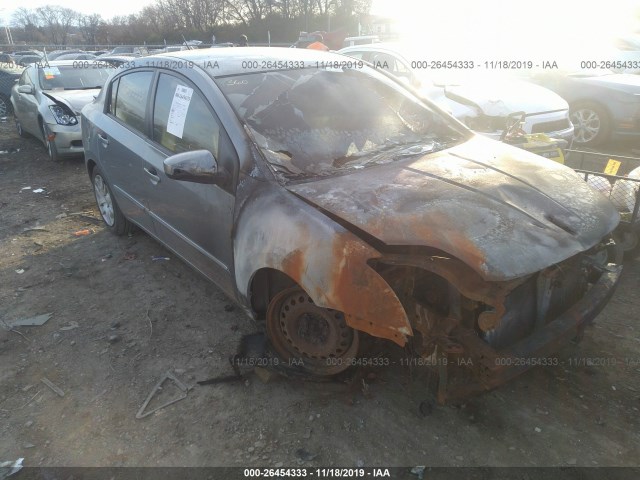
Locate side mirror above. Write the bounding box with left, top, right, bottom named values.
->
left=17, top=85, right=33, bottom=94
left=163, top=149, right=226, bottom=185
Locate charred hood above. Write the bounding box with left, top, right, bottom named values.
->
left=287, top=136, right=619, bottom=281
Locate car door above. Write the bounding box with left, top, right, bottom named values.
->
left=96, top=70, right=155, bottom=232
left=14, top=67, right=40, bottom=135
left=142, top=71, right=237, bottom=294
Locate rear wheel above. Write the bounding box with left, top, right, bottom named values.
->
left=91, top=165, right=132, bottom=235
left=266, top=287, right=360, bottom=376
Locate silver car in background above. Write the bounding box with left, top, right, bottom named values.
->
left=339, top=43, right=575, bottom=143
left=10, top=60, right=113, bottom=161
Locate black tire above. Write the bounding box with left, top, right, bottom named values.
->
left=569, top=102, right=610, bottom=147
left=91, top=165, right=132, bottom=236
left=41, top=123, right=61, bottom=162
left=0, top=95, right=11, bottom=117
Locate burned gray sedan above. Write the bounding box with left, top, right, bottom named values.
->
left=81, top=48, right=622, bottom=403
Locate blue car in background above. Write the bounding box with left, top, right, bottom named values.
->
left=530, top=71, right=640, bottom=147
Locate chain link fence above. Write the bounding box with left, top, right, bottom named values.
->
left=569, top=147, right=640, bottom=225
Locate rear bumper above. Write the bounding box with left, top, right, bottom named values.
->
left=439, top=264, right=623, bottom=403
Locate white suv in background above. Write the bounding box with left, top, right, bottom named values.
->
left=339, top=43, right=575, bottom=143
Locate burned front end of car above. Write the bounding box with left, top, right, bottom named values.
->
left=370, top=238, right=621, bottom=403
left=283, top=134, right=624, bottom=403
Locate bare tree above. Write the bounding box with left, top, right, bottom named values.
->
left=78, top=13, right=104, bottom=46
left=35, top=5, right=78, bottom=45
left=11, top=7, right=46, bottom=43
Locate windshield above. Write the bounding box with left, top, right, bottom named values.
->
left=38, top=65, right=113, bottom=90
left=216, top=66, right=467, bottom=181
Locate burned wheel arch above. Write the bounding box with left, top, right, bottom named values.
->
left=235, top=190, right=412, bottom=346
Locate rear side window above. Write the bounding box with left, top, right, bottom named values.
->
left=111, top=71, right=153, bottom=133
left=152, top=73, right=220, bottom=157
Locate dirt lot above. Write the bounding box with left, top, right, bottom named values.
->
left=1, top=117, right=640, bottom=470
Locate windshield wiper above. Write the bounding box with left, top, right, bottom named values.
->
left=333, top=140, right=445, bottom=169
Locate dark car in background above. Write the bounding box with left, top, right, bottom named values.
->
left=55, top=53, right=98, bottom=61
left=530, top=71, right=640, bottom=146
left=46, top=50, right=86, bottom=61
left=15, top=55, right=44, bottom=67
left=108, top=46, right=149, bottom=56
left=0, top=63, right=23, bottom=117
left=10, top=50, right=44, bottom=60
left=0, top=53, right=15, bottom=65
left=81, top=48, right=621, bottom=402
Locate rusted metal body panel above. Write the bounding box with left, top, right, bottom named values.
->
left=288, top=136, right=619, bottom=281
left=233, top=135, right=622, bottom=391
left=233, top=186, right=411, bottom=346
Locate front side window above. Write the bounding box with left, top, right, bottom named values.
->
left=111, top=71, right=153, bottom=133
left=152, top=73, right=220, bottom=157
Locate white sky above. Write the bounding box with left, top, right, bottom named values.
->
left=1, top=0, right=639, bottom=38
left=0, top=0, right=155, bottom=23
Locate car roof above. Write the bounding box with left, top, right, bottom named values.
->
left=338, top=42, right=406, bottom=55
left=149, top=47, right=355, bottom=77
left=34, top=60, right=90, bottom=66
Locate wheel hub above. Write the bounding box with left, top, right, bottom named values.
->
left=266, top=288, right=359, bottom=375
left=570, top=109, right=600, bottom=143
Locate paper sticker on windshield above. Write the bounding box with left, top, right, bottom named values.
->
left=166, top=85, right=193, bottom=138
left=42, top=67, right=60, bottom=76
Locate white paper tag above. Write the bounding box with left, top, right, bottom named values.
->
left=166, top=85, right=193, bottom=139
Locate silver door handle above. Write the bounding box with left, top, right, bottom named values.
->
left=144, top=166, right=160, bottom=183
left=97, top=131, right=109, bottom=146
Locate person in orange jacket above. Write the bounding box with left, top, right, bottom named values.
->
left=307, top=34, right=329, bottom=51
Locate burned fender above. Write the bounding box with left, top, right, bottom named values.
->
left=233, top=187, right=411, bottom=346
